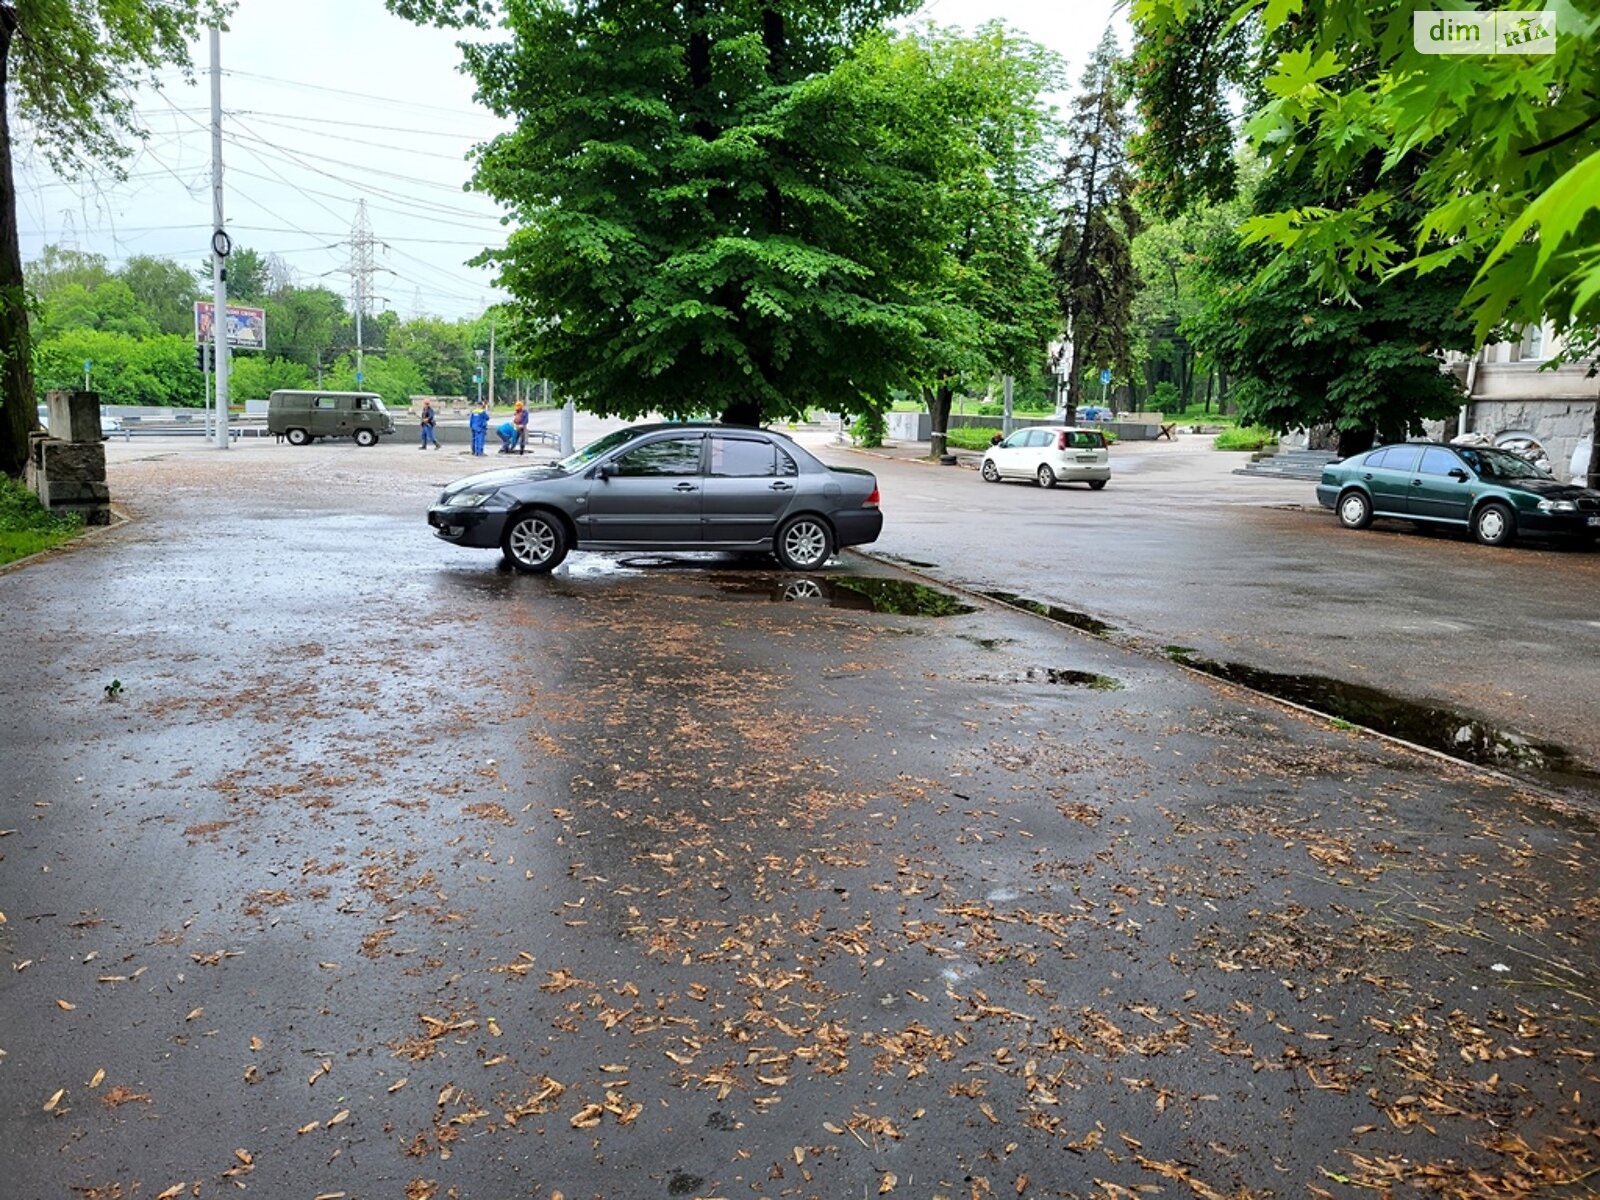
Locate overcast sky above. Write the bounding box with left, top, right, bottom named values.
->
left=14, top=0, right=1122, bottom=323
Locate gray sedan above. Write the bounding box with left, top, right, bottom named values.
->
left=428, top=423, right=884, bottom=573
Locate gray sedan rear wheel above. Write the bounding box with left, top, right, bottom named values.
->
left=775, top=515, right=833, bottom=571
left=501, top=510, right=569, bottom=573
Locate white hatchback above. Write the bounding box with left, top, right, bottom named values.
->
left=980, top=426, right=1111, bottom=489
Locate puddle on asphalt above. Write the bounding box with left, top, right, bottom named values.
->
left=960, top=635, right=1017, bottom=652
left=1165, top=648, right=1600, bottom=790
left=716, top=576, right=976, bottom=617
left=959, top=667, right=1122, bottom=690
left=981, top=591, right=1116, bottom=636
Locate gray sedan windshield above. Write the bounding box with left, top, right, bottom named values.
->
left=557, top=429, right=639, bottom=473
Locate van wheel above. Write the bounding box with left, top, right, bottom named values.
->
left=502, top=511, right=568, bottom=573
left=354, top=428, right=378, bottom=447
left=285, top=428, right=310, bottom=446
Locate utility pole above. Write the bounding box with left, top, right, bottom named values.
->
left=209, top=26, right=230, bottom=450
left=487, top=317, right=496, bottom=409
left=349, top=200, right=376, bottom=387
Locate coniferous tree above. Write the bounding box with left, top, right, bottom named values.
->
left=1048, top=28, right=1141, bottom=422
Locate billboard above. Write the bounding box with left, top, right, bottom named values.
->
left=194, top=302, right=267, bottom=351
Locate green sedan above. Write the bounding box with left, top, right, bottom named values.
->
left=1315, top=442, right=1600, bottom=547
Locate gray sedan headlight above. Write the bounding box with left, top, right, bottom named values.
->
left=444, top=489, right=500, bottom=508
left=1537, top=498, right=1577, bottom=513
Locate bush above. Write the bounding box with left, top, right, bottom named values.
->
left=1213, top=426, right=1278, bottom=451
left=34, top=329, right=205, bottom=408
left=1149, top=381, right=1181, bottom=412
left=0, top=475, right=82, bottom=566
left=850, top=408, right=886, bottom=448
left=945, top=427, right=996, bottom=450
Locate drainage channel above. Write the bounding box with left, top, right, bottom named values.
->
left=980, top=590, right=1599, bottom=799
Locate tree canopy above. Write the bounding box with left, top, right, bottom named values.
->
left=389, top=1, right=1073, bottom=427
left=1132, top=0, right=1600, bottom=355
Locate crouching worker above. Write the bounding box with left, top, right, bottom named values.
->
left=497, top=421, right=517, bottom=453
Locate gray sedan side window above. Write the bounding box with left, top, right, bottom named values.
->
left=709, top=437, right=776, bottom=477
left=613, top=436, right=702, bottom=476
left=776, top=448, right=798, bottom=477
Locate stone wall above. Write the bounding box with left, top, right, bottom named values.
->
left=1465, top=397, right=1596, bottom=482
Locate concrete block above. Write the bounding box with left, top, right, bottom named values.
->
left=45, top=390, right=104, bottom=444
left=38, top=439, right=106, bottom=481
left=39, top=480, right=111, bottom=506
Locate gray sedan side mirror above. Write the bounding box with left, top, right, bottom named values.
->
left=595, top=462, right=618, bottom=480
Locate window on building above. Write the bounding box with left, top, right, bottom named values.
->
left=1521, top=323, right=1547, bottom=361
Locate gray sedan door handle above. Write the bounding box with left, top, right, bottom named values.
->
left=769, top=482, right=793, bottom=491
left=673, top=482, right=698, bottom=492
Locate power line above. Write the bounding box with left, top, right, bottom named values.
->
left=220, top=69, right=491, bottom=120
left=236, top=113, right=488, bottom=163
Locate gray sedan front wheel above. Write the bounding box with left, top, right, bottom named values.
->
left=501, top=510, right=569, bottom=573
left=775, top=515, right=834, bottom=571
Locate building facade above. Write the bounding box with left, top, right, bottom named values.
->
left=1459, top=325, right=1597, bottom=481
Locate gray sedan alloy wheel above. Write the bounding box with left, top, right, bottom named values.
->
left=502, top=511, right=568, bottom=573
left=776, top=516, right=833, bottom=571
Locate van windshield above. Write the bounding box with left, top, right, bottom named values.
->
left=370, top=397, right=388, bottom=413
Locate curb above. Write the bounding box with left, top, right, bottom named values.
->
left=849, top=548, right=1574, bottom=810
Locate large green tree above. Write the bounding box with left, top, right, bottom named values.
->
left=1, top=0, right=229, bottom=476
left=1134, top=0, right=1600, bottom=477
left=390, top=0, right=981, bottom=427
left=120, top=254, right=201, bottom=337
left=1185, top=152, right=1476, bottom=455
left=859, top=23, right=1062, bottom=458
left=1048, top=27, right=1141, bottom=421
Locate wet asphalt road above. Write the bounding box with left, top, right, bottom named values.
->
left=1, top=441, right=1598, bottom=1199
left=823, top=440, right=1600, bottom=777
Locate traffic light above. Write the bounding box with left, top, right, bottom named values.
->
left=195, top=344, right=212, bottom=371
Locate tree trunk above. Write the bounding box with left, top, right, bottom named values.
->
left=719, top=399, right=762, bottom=427
left=1062, top=363, right=1079, bottom=426
left=0, top=7, right=36, bottom=478
left=927, top=383, right=953, bottom=458
left=1337, top=427, right=1375, bottom=458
